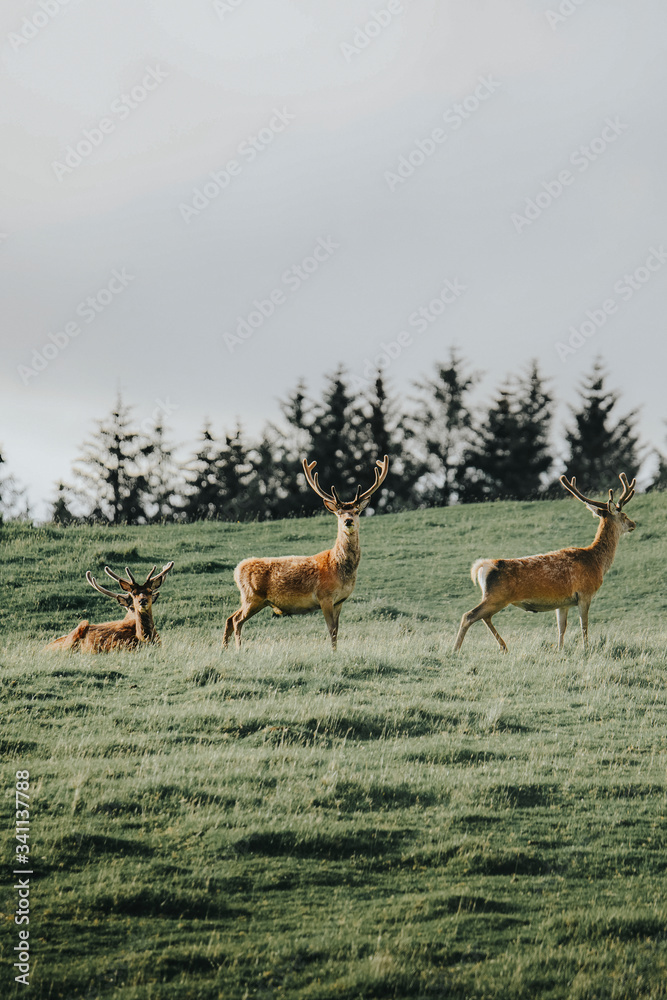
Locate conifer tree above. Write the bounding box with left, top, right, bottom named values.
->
left=459, top=362, right=553, bottom=501
left=215, top=424, right=255, bottom=520
left=361, top=373, right=423, bottom=510
left=145, top=422, right=183, bottom=522
left=182, top=423, right=255, bottom=520
left=562, top=360, right=641, bottom=492
left=0, top=448, right=27, bottom=521
left=282, top=369, right=368, bottom=512
left=646, top=423, right=667, bottom=492
left=246, top=430, right=299, bottom=520
left=409, top=352, right=477, bottom=505
left=182, top=423, right=221, bottom=520
left=307, top=368, right=364, bottom=497
left=49, top=482, right=78, bottom=525
left=509, top=360, right=553, bottom=496
left=71, top=395, right=153, bottom=524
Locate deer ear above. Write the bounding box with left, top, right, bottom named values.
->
left=323, top=499, right=338, bottom=513
left=357, top=498, right=371, bottom=512
left=117, top=593, right=133, bottom=608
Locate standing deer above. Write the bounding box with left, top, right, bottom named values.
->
left=223, top=456, right=389, bottom=650
left=44, top=563, right=174, bottom=652
left=454, top=473, right=636, bottom=652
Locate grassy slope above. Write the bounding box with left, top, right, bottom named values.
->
left=1, top=494, right=667, bottom=999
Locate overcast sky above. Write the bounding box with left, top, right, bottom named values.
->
left=1, top=0, right=666, bottom=518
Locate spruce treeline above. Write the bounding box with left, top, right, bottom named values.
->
left=2, top=357, right=661, bottom=525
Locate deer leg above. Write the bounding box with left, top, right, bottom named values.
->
left=227, top=601, right=267, bottom=650
left=482, top=616, right=508, bottom=653
left=577, top=597, right=591, bottom=651
left=332, top=602, right=343, bottom=645
left=556, top=607, right=568, bottom=650
left=454, top=600, right=507, bottom=652
left=222, top=612, right=237, bottom=649
left=320, top=600, right=339, bottom=651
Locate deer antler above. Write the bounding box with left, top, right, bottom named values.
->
left=302, top=460, right=337, bottom=504
left=561, top=473, right=636, bottom=512
left=303, top=457, right=389, bottom=509
left=86, top=571, right=126, bottom=600
left=104, top=566, right=135, bottom=592
left=147, top=562, right=174, bottom=588
left=559, top=475, right=610, bottom=511
left=104, top=563, right=174, bottom=590
left=356, top=455, right=390, bottom=505
left=617, top=472, right=636, bottom=508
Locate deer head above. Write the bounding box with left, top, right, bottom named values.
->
left=560, top=473, right=636, bottom=533
left=85, top=562, right=175, bottom=614
left=302, top=456, right=389, bottom=533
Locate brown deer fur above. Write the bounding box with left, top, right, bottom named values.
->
left=44, top=563, right=174, bottom=653
left=454, top=473, right=636, bottom=652
left=223, top=457, right=389, bottom=650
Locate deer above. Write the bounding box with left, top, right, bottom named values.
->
left=453, top=473, right=636, bottom=653
left=223, top=456, right=389, bottom=650
left=44, top=563, right=174, bottom=652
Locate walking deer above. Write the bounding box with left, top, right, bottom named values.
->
left=44, top=563, right=174, bottom=652
left=223, top=456, right=389, bottom=650
left=454, top=473, right=636, bottom=652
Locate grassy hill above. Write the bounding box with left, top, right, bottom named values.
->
left=2, top=494, right=667, bottom=998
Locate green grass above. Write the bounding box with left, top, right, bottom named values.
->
left=2, top=494, right=667, bottom=999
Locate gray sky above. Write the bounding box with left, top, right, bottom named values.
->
left=1, top=0, right=666, bottom=518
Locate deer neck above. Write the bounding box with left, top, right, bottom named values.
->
left=133, top=609, right=156, bottom=642
left=332, top=522, right=361, bottom=577
left=587, top=516, right=622, bottom=574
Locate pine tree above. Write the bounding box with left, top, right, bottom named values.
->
left=245, top=430, right=295, bottom=520
left=182, top=423, right=255, bottom=520
left=459, top=363, right=553, bottom=502
left=459, top=386, right=521, bottom=502
left=409, top=352, right=477, bottom=505
left=360, top=373, right=423, bottom=510
left=562, top=360, right=641, bottom=492
left=215, top=425, right=255, bottom=520
left=647, top=424, right=667, bottom=492
left=307, top=368, right=363, bottom=499
left=49, top=482, right=78, bottom=525
left=182, top=423, right=222, bottom=520
left=282, top=369, right=368, bottom=512
left=279, top=379, right=312, bottom=460
left=145, top=422, right=183, bottom=522
left=71, top=395, right=153, bottom=524
left=0, top=448, right=27, bottom=521
left=507, top=361, right=553, bottom=497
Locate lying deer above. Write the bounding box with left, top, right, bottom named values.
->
left=44, top=563, right=174, bottom=652
left=454, top=473, right=636, bottom=652
left=223, top=456, right=389, bottom=650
